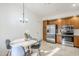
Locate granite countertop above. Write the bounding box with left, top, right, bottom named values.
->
left=74, top=34, right=79, bottom=36
left=57, top=33, right=79, bottom=36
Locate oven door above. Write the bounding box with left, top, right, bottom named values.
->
left=62, top=36, right=74, bottom=46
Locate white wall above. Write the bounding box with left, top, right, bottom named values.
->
left=43, top=10, right=79, bottom=20
left=0, top=3, right=42, bottom=55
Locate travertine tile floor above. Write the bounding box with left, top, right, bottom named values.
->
left=1, top=41, right=79, bottom=56
left=39, top=41, right=79, bottom=56
left=53, top=45, right=79, bottom=56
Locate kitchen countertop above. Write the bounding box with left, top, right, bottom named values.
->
left=74, top=35, right=79, bottom=36
left=57, top=33, right=79, bottom=36
left=74, top=29, right=79, bottom=36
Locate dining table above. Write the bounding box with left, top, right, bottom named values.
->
left=10, top=38, right=38, bottom=55
left=10, top=38, right=37, bottom=47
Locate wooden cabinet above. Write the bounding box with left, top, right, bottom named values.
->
left=70, top=17, right=79, bottom=29
left=43, top=21, right=47, bottom=41
left=43, top=16, right=79, bottom=48
left=74, top=20, right=79, bottom=29
left=56, top=35, right=61, bottom=44
left=74, top=36, right=79, bottom=48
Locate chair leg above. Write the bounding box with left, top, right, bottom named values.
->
left=6, top=50, right=10, bottom=56
left=38, top=48, right=41, bottom=56
left=6, top=50, right=11, bottom=56
left=9, top=51, right=11, bottom=56
left=6, top=51, right=9, bottom=56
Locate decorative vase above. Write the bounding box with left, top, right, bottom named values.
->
left=24, top=32, right=29, bottom=41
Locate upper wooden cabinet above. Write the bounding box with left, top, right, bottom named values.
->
left=70, top=17, right=79, bottom=29
left=74, top=19, right=79, bottom=29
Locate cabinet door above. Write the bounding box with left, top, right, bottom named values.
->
left=71, top=17, right=79, bottom=29
left=57, top=35, right=61, bottom=44
left=74, top=36, right=79, bottom=48
left=43, top=21, right=47, bottom=41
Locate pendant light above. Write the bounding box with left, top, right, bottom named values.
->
left=20, top=3, right=28, bottom=23
left=72, top=4, right=76, bottom=7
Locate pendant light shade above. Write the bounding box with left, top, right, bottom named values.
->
left=20, top=3, right=29, bottom=23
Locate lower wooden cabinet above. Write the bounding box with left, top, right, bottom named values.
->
left=74, top=36, right=79, bottom=48
left=56, top=35, right=61, bottom=44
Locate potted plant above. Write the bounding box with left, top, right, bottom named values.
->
left=24, top=32, right=30, bottom=41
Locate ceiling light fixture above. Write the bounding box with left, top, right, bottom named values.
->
left=20, top=3, right=29, bottom=23
left=72, top=4, right=76, bottom=7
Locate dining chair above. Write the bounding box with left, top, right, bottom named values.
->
left=31, top=40, right=41, bottom=56
left=5, top=39, right=11, bottom=56
left=11, top=46, right=26, bottom=56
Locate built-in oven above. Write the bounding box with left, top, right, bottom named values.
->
left=60, top=25, right=74, bottom=46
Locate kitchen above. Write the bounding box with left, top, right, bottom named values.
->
left=43, top=16, right=79, bottom=48
left=0, top=3, right=79, bottom=56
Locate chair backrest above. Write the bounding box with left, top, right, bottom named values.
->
left=38, top=41, right=41, bottom=48
left=5, top=39, right=11, bottom=49
left=11, top=46, right=25, bottom=56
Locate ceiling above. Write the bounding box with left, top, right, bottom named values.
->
left=25, top=3, right=79, bottom=18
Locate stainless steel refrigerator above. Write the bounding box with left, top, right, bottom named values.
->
left=46, top=25, right=57, bottom=43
